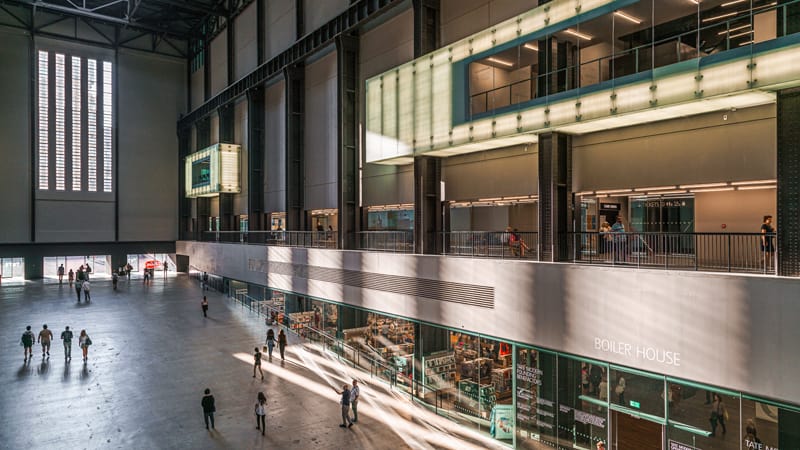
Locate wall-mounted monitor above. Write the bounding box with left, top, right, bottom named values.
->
left=185, top=143, right=241, bottom=198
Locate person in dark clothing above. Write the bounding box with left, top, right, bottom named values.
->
left=253, top=347, right=264, bottom=380
left=334, top=384, right=353, bottom=428
left=201, top=296, right=209, bottom=317
left=278, top=329, right=287, bottom=360
left=21, top=326, right=35, bottom=362
left=266, top=329, right=275, bottom=359
left=255, top=392, right=267, bottom=435
left=75, top=279, right=83, bottom=302
left=201, top=388, right=216, bottom=430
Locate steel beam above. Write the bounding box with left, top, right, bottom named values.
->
left=337, top=33, right=358, bottom=250
left=284, top=63, right=305, bottom=232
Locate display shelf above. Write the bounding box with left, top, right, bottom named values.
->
left=424, top=352, right=456, bottom=389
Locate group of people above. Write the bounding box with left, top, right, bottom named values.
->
left=58, top=264, right=95, bottom=301
left=20, top=324, right=92, bottom=362
left=252, top=328, right=288, bottom=379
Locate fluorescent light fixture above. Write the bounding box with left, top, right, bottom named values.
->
left=702, top=12, right=738, bottom=23
left=731, top=179, right=776, bottom=185
left=722, top=0, right=747, bottom=6
left=634, top=186, right=678, bottom=192
left=642, top=190, right=689, bottom=195
left=688, top=0, right=699, bottom=4
left=614, top=11, right=643, bottom=24
left=487, top=57, right=514, bottom=67
left=718, top=24, right=751, bottom=35
left=478, top=197, right=502, bottom=202
left=576, top=191, right=594, bottom=196
left=738, top=40, right=754, bottom=46
left=729, top=30, right=754, bottom=39
left=503, top=195, right=534, bottom=200
left=679, top=182, right=728, bottom=189
left=523, top=43, right=539, bottom=52
left=691, top=187, right=735, bottom=193
left=564, top=29, right=592, bottom=40
left=737, top=185, right=776, bottom=190
left=595, top=188, right=632, bottom=194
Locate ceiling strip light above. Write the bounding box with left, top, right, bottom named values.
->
left=702, top=11, right=738, bottom=23
left=487, top=57, right=514, bottom=67
left=679, top=182, right=728, bottom=189
left=564, top=29, right=593, bottom=40
left=634, top=186, right=678, bottom=192
left=614, top=11, right=643, bottom=24
left=524, top=43, right=538, bottom=52
left=731, top=179, right=777, bottom=185
left=691, top=187, right=736, bottom=193
left=595, top=188, right=632, bottom=194
left=729, top=30, right=754, bottom=39
left=718, top=24, right=751, bottom=35
left=640, top=189, right=689, bottom=195
left=721, top=0, right=747, bottom=6
left=737, top=185, right=776, bottom=190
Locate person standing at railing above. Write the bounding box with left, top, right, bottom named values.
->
left=599, top=222, right=612, bottom=256
left=761, top=215, right=775, bottom=270
left=611, top=216, right=627, bottom=262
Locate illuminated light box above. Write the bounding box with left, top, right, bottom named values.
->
left=185, top=143, right=241, bottom=198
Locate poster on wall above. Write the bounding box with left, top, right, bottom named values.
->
left=490, top=405, right=514, bottom=440
left=367, top=210, right=414, bottom=230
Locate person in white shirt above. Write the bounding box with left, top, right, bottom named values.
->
left=350, top=379, right=361, bottom=423
left=82, top=280, right=91, bottom=301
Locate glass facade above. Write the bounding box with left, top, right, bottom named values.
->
left=224, top=280, right=800, bottom=450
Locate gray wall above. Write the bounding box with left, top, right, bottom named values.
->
left=177, top=240, right=800, bottom=405
left=117, top=50, right=184, bottom=241
left=304, top=50, right=338, bottom=211
left=264, top=80, right=286, bottom=213
left=304, top=0, right=349, bottom=35
left=232, top=98, right=249, bottom=215
left=0, top=30, right=32, bottom=243
left=234, top=2, right=258, bottom=81
left=264, top=0, right=295, bottom=61
left=441, top=0, right=538, bottom=46
left=209, top=32, right=228, bottom=97
left=572, top=105, right=776, bottom=191
left=443, top=146, right=538, bottom=200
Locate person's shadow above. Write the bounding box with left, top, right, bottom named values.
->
left=62, top=361, right=71, bottom=382
left=17, top=361, right=33, bottom=379
left=37, top=359, right=50, bottom=378
left=80, top=363, right=90, bottom=382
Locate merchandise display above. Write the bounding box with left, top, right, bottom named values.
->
left=423, top=352, right=456, bottom=389
left=458, top=380, right=496, bottom=413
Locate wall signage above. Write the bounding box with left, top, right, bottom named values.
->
left=594, top=338, right=682, bottom=367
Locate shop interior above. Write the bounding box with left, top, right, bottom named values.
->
left=43, top=255, right=112, bottom=279
left=0, top=257, right=25, bottom=281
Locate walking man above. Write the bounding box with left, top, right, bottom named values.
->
left=278, top=329, right=287, bottom=360
left=82, top=279, right=91, bottom=301
left=21, top=326, right=35, bottom=362
left=201, top=388, right=216, bottom=430
left=202, top=272, right=209, bottom=291
left=334, top=384, right=353, bottom=428
left=38, top=324, right=53, bottom=358
left=57, top=264, right=65, bottom=284
left=350, top=379, right=361, bottom=423
left=68, top=268, right=74, bottom=287
left=201, top=296, right=209, bottom=318
left=253, top=347, right=264, bottom=380
left=75, top=279, right=83, bottom=302
left=61, top=326, right=73, bottom=361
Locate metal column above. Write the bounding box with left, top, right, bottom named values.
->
left=178, top=128, right=192, bottom=239
left=538, top=132, right=572, bottom=262
left=337, top=34, right=359, bottom=249
left=413, top=156, right=442, bottom=254
left=196, top=118, right=212, bottom=236
left=248, top=87, right=265, bottom=231
left=413, top=0, right=440, bottom=57
left=777, top=89, right=800, bottom=276
left=218, top=105, right=235, bottom=231
left=284, top=63, right=306, bottom=231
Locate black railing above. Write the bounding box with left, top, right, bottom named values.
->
left=441, top=231, right=538, bottom=260
left=357, top=231, right=414, bottom=253
left=201, top=230, right=338, bottom=248
left=563, top=232, right=777, bottom=274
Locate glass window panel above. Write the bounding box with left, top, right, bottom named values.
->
left=516, top=347, right=557, bottom=449
left=87, top=59, right=97, bottom=192
left=38, top=50, right=49, bottom=190
left=103, top=61, right=112, bottom=192
left=71, top=57, right=81, bottom=191
left=667, top=382, right=740, bottom=449
left=54, top=54, right=66, bottom=190
left=609, top=368, right=665, bottom=418
left=557, top=355, right=609, bottom=449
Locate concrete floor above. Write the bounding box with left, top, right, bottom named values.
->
left=0, top=275, right=506, bottom=450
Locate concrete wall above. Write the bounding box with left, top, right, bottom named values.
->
left=209, top=32, right=228, bottom=96
left=234, top=2, right=258, bottom=81
left=304, top=0, right=349, bottom=35
left=441, top=0, right=538, bottom=46
left=190, top=67, right=205, bottom=110
left=117, top=50, right=185, bottom=241
left=304, top=50, right=338, bottom=211
left=573, top=104, right=776, bottom=191
left=695, top=189, right=776, bottom=233
left=0, top=30, right=32, bottom=243
left=360, top=8, right=415, bottom=207
left=233, top=98, right=248, bottom=215
left=264, top=80, right=286, bottom=213
left=443, top=146, right=538, bottom=200
left=265, top=0, right=296, bottom=60
left=177, top=240, right=800, bottom=405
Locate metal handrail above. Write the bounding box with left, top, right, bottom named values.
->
left=201, top=230, right=338, bottom=248
left=441, top=231, right=538, bottom=260
left=356, top=230, right=414, bottom=253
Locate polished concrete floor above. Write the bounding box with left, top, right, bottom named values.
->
left=0, top=275, right=505, bottom=450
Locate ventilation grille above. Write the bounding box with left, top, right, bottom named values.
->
left=250, top=260, right=494, bottom=308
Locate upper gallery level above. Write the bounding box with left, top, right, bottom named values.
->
left=366, top=0, right=800, bottom=164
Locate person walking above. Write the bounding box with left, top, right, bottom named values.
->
left=615, top=376, right=626, bottom=406
left=112, top=271, right=119, bottom=290
left=710, top=393, right=728, bottom=437
left=253, top=347, right=264, bottom=380
left=202, top=272, right=209, bottom=291
left=75, top=278, right=83, bottom=302
left=350, top=379, right=361, bottom=424
left=278, top=329, right=287, bottom=360
left=266, top=329, right=275, bottom=359
left=201, top=388, right=216, bottom=430
left=201, top=296, right=209, bottom=317
left=125, top=263, right=132, bottom=280
left=611, top=215, right=627, bottom=262
left=255, top=392, right=267, bottom=435
left=68, top=268, right=74, bottom=287
left=21, top=325, right=35, bottom=362
left=334, top=384, right=353, bottom=428
left=163, top=260, right=168, bottom=278
left=82, top=279, right=91, bottom=301
left=761, top=215, right=776, bottom=271
left=38, top=324, right=53, bottom=358
left=143, top=267, right=150, bottom=284
left=57, top=264, right=65, bottom=284
left=61, top=326, right=73, bottom=361
left=79, top=329, right=92, bottom=362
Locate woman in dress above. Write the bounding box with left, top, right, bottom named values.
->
left=79, top=329, right=92, bottom=362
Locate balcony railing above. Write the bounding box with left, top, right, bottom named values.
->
left=563, top=232, right=777, bottom=275
left=201, top=231, right=338, bottom=248
left=356, top=231, right=414, bottom=253
left=441, top=231, right=538, bottom=260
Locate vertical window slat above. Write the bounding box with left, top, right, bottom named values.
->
left=71, top=56, right=81, bottom=191
left=87, top=58, right=97, bottom=192
left=37, top=50, right=49, bottom=190
left=55, top=54, right=66, bottom=190
left=103, top=61, right=112, bottom=193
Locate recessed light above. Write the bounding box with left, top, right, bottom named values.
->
left=614, top=11, right=643, bottom=24
left=486, top=57, right=514, bottom=67
left=564, top=29, right=592, bottom=41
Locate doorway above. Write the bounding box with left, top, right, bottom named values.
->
left=611, top=410, right=662, bottom=450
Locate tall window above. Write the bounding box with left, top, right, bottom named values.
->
left=37, top=50, right=113, bottom=193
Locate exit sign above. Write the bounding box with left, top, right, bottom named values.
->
left=629, top=400, right=641, bottom=409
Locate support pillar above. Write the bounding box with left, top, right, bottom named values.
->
left=776, top=89, right=800, bottom=276
left=256, top=0, right=265, bottom=64
left=196, top=118, right=212, bottom=236
left=285, top=63, right=306, bottom=231
left=337, top=34, right=359, bottom=249
left=413, top=156, right=442, bottom=254
left=218, top=105, right=235, bottom=231
left=248, top=87, right=265, bottom=231
left=413, top=0, right=440, bottom=57
left=178, top=127, right=192, bottom=239
left=538, top=132, right=572, bottom=262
